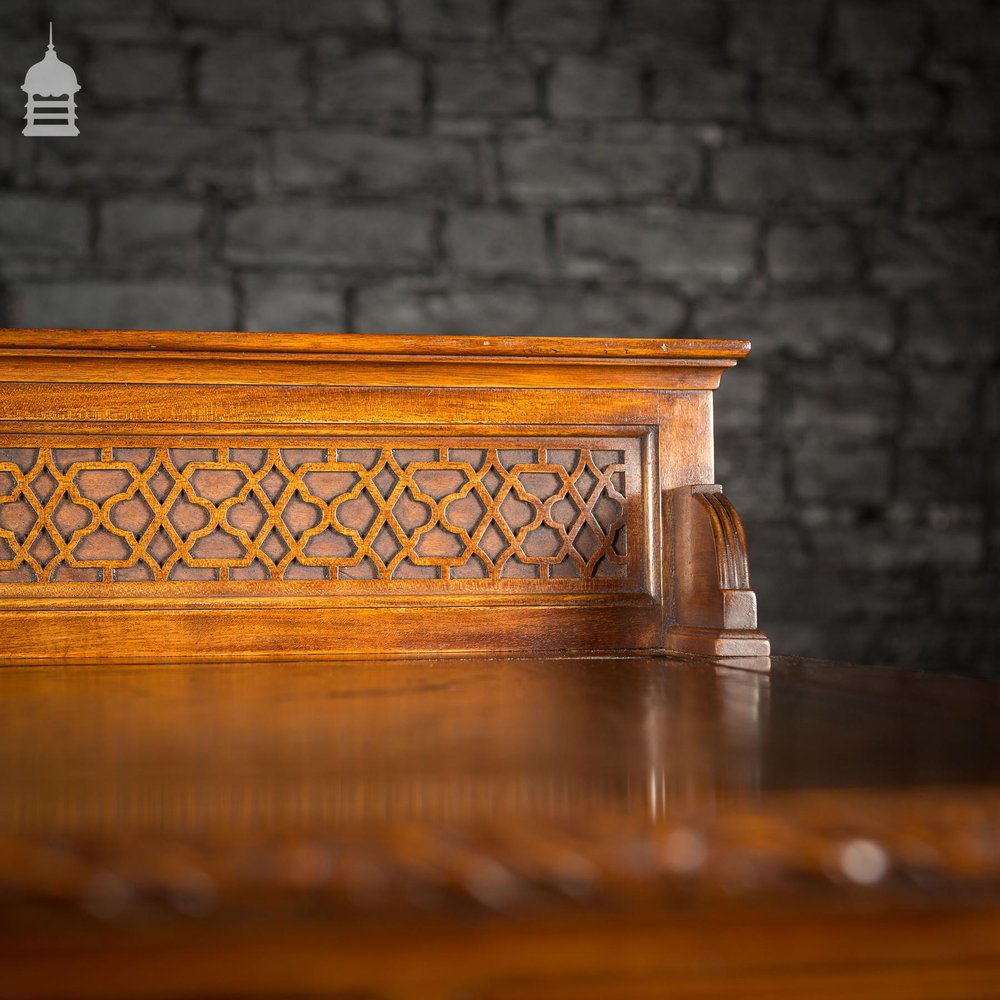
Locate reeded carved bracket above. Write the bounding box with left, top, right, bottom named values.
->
left=663, top=484, right=770, bottom=661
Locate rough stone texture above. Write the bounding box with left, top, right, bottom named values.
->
left=729, top=0, right=826, bottom=69
left=559, top=209, right=757, bottom=285
left=88, top=45, right=186, bottom=106
left=550, top=58, right=642, bottom=120
left=434, top=58, right=537, bottom=118
left=714, top=146, right=900, bottom=209
left=833, top=0, right=926, bottom=78
left=766, top=223, right=858, bottom=284
left=399, top=0, right=496, bottom=42
left=653, top=63, right=749, bottom=122
left=696, top=296, right=894, bottom=358
left=242, top=276, right=346, bottom=333
left=446, top=210, right=548, bottom=276
left=316, top=50, right=423, bottom=119
left=274, top=130, right=480, bottom=198
left=226, top=204, right=433, bottom=268
left=99, top=197, right=203, bottom=266
left=506, top=0, right=605, bottom=48
left=0, top=195, right=89, bottom=261
left=0, top=1, right=997, bottom=676
left=502, top=127, right=701, bottom=204
left=199, top=40, right=306, bottom=111
left=8, top=281, right=235, bottom=330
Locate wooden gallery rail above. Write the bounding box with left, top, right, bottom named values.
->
left=0, top=330, right=768, bottom=664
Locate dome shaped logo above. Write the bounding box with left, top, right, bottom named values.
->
left=21, top=24, right=80, bottom=137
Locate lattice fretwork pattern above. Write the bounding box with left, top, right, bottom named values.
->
left=0, top=444, right=631, bottom=585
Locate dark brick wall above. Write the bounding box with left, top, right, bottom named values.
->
left=1, top=0, right=997, bottom=675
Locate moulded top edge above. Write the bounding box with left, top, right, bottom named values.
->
left=0, top=328, right=751, bottom=362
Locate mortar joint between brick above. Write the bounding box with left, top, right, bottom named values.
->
left=231, top=273, right=245, bottom=332
left=87, top=197, right=101, bottom=262
left=431, top=207, right=448, bottom=270
left=816, top=0, right=837, bottom=77
left=343, top=285, right=358, bottom=333
left=638, top=63, right=655, bottom=120
left=421, top=56, right=435, bottom=130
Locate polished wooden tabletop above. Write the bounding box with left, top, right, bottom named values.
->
left=3, top=654, right=1000, bottom=999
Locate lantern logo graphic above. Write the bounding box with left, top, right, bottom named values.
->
left=21, top=24, right=80, bottom=137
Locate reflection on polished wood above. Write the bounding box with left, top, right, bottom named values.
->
left=2, top=655, right=1000, bottom=998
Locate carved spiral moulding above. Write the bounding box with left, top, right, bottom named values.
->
left=0, top=442, right=633, bottom=589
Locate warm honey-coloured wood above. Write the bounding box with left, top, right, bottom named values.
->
left=1, top=655, right=999, bottom=998
left=664, top=484, right=770, bottom=657
left=0, top=329, right=766, bottom=661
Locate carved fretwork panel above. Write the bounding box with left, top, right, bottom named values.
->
left=0, top=436, right=647, bottom=595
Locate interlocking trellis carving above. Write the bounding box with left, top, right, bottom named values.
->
left=0, top=443, right=631, bottom=586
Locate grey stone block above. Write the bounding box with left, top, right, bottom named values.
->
left=714, top=435, right=786, bottom=517
left=854, top=81, right=941, bottom=137
left=506, top=0, right=605, bottom=47
left=355, top=280, right=686, bottom=338
left=399, top=0, right=495, bottom=41
left=317, top=50, right=422, bottom=118
left=786, top=361, right=900, bottom=442
left=503, top=127, right=700, bottom=204
left=9, top=281, right=235, bottom=330
left=714, top=145, right=899, bottom=209
left=760, top=74, right=858, bottom=140
left=51, top=0, right=159, bottom=37
left=869, top=223, right=998, bottom=292
left=199, top=40, right=306, bottom=110
left=0, top=194, right=89, bottom=261
left=286, top=0, right=392, bottom=33
left=904, top=293, right=1000, bottom=366
left=88, top=45, right=186, bottom=105
left=712, top=370, right=768, bottom=434
left=558, top=208, right=756, bottom=285
left=169, top=0, right=392, bottom=34
left=904, top=370, right=979, bottom=447
left=99, top=197, right=202, bottom=265
left=549, top=58, right=641, bottom=120
left=242, top=277, right=346, bottom=333
left=623, top=0, right=722, bottom=55
left=652, top=62, right=749, bottom=122
left=226, top=203, right=434, bottom=269
left=898, top=448, right=985, bottom=504
left=0, top=0, right=37, bottom=30
left=793, top=444, right=892, bottom=503
left=34, top=116, right=261, bottom=193
left=948, top=87, right=1000, bottom=146
left=434, top=58, right=537, bottom=118
left=833, top=0, right=926, bottom=77
left=274, top=130, right=479, bottom=198
left=766, top=224, right=857, bottom=283
left=812, top=521, right=983, bottom=573
left=909, top=152, right=1000, bottom=217
left=729, top=0, right=825, bottom=69
left=445, top=210, right=548, bottom=276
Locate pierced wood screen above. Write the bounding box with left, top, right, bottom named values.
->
left=0, top=438, right=645, bottom=593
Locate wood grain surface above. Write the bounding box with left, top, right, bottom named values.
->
left=1, top=654, right=999, bottom=998
left=0, top=330, right=767, bottom=660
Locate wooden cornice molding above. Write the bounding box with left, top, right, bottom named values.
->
left=0, top=329, right=751, bottom=390
left=0, top=330, right=767, bottom=661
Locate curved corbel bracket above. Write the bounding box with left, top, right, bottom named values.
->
left=663, top=484, right=770, bottom=661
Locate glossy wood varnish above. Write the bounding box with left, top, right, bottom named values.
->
left=2, top=655, right=1000, bottom=999
left=0, top=330, right=767, bottom=660
left=3, top=331, right=996, bottom=998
